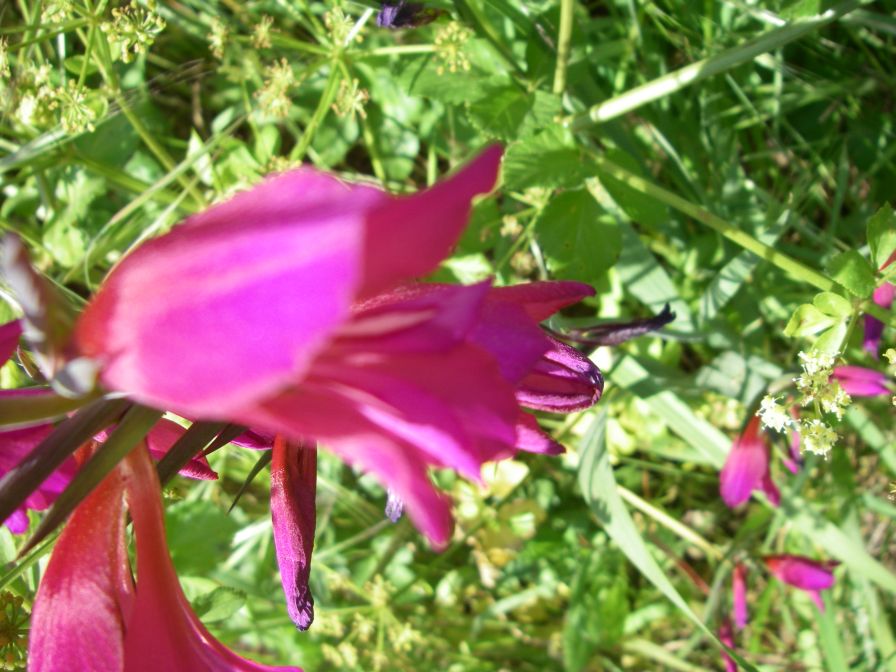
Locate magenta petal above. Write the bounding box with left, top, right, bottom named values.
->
left=718, top=619, right=738, bottom=672
left=239, top=389, right=455, bottom=547
left=515, top=339, right=603, bottom=412
left=76, top=171, right=378, bottom=418
left=122, top=445, right=301, bottom=672
left=719, top=417, right=768, bottom=508
left=487, top=281, right=596, bottom=321
left=0, top=320, right=21, bottom=366
left=732, top=564, right=748, bottom=630
left=360, top=146, right=502, bottom=297
left=764, top=555, right=836, bottom=591
left=30, top=464, right=132, bottom=672
left=270, top=437, right=317, bottom=631
left=864, top=283, right=895, bottom=355
left=471, top=295, right=552, bottom=384
left=831, top=366, right=890, bottom=397
left=232, top=428, right=276, bottom=450
left=515, top=412, right=564, bottom=455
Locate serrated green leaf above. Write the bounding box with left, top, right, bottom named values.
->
left=535, top=190, right=620, bottom=285
left=868, top=203, right=896, bottom=270
left=827, top=250, right=876, bottom=298
left=466, top=83, right=531, bottom=141
left=502, top=127, right=594, bottom=190
left=167, top=501, right=240, bottom=576
left=813, top=292, right=853, bottom=318
left=783, top=303, right=836, bottom=338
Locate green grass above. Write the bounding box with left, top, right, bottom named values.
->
left=2, top=0, right=896, bottom=670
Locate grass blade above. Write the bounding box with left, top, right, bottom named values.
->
left=19, top=404, right=162, bottom=555
left=0, top=397, right=128, bottom=527
left=157, top=420, right=227, bottom=486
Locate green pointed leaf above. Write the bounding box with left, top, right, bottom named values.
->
left=0, top=389, right=97, bottom=429
left=783, top=303, right=836, bottom=338
left=813, top=292, right=853, bottom=318
left=466, top=83, right=531, bottom=141
left=0, top=397, right=129, bottom=529
left=868, top=203, right=896, bottom=270
left=228, top=449, right=273, bottom=513
left=503, top=127, right=594, bottom=191
left=827, top=250, right=876, bottom=298
left=20, top=404, right=162, bottom=555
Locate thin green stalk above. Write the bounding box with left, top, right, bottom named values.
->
left=568, top=0, right=867, bottom=128
left=289, top=65, right=341, bottom=162
left=591, top=155, right=834, bottom=289
left=553, top=0, right=574, bottom=94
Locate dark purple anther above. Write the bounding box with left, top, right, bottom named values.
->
left=376, top=1, right=442, bottom=28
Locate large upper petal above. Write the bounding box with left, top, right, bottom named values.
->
left=29, top=461, right=132, bottom=672
left=359, top=146, right=502, bottom=297
left=76, top=170, right=386, bottom=418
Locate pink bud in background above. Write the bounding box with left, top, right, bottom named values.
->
left=732, top=563, right=748, bottom=630
left=720, top=417, right=779, bottom=508
left=764, top=554, right=837, bottom=611
left=831, top=366, right=891, bottom=397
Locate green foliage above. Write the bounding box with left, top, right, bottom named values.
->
left=2, top=0, right=896, bottom=670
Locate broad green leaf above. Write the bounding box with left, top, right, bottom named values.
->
left=783, top=303, right=836, bottom=338
left=827, top=250, right=876, bottom=298
left=535, top=190, right=621, bottom=285
left=868, top=203, right=896, bottom=270
left=167, top=501, right=240, bottom=576
left=466, top=83, right=531, bottom=141
left=609, top=355, right=728, bottom=467
left=578, top=411, right=757, bottom=671
left=594, top=148, right=667, bottom=227
left=814, top=321, right=848, bottom=355
left=502, top=127, right=594, bottom=190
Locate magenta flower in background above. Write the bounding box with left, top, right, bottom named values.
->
left=863, top=250, right=896, bottom=355
left=718, top=618, right=737, bottom=672
left=0, top=320, right=21, bottom=364
left=764, top=554, right=837, bottom=611
left=831, top=365, right=891, bottom=397
left=719, top=416, right=779, bottom=508
left=29, top=443, right=300, bottom=672
left=732, top=563, right=748, bottom=630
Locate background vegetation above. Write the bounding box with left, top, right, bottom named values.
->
left=1, top=0, right=895, bottom=670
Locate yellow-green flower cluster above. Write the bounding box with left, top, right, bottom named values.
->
left=101, top=2, right=166, bottom=63
left=434, top=22, right=473, bottom=75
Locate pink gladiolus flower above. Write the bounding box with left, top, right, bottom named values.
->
left=764, top=554, right=837, bottom=611
left=70, top=147, right=606, bottom=631
left=831, top=365, right=891, bottom=397
left=719, top=417, right=779, bottom=508
left=29, top=443, right=301, bottom=672
left=732, top=563, right=748, bottom=630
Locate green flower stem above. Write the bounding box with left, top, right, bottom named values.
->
left=590, top=154, right=896, bottom=330
left=552, top=0, right=574, bottom=94
left=568, top=0, right=867, bottom=129
left=353, top=44, right=436, bottom=57
left=289, top=64, right=341, bottom=162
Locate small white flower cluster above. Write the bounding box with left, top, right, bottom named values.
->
left=101, top=2, right=166, bottom=64
left=254, top=59, right=295, bottom=119
left=795, top=350, right=851, bottom=420
left=756, top=350, right=851, bottom=458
